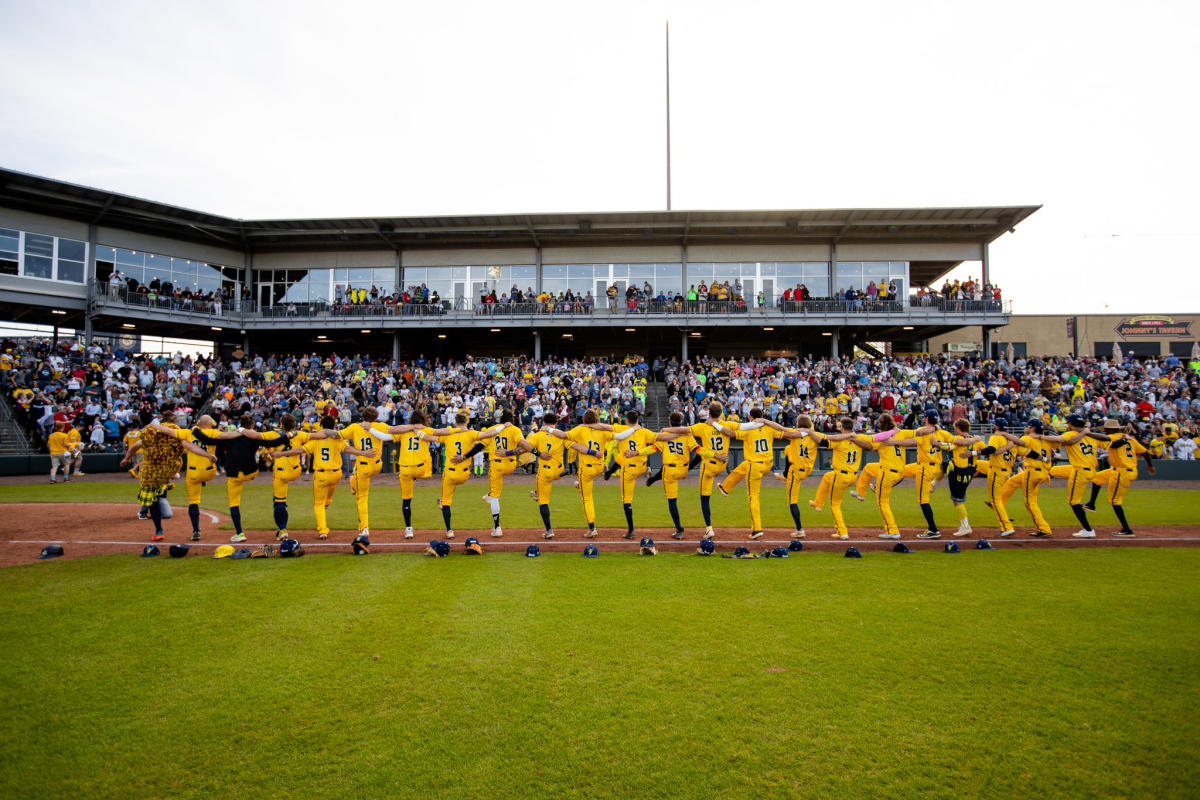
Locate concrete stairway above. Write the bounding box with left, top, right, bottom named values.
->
left=643, top=381, right=670, bottom=430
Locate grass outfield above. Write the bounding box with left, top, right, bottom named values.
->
left=0, top=549, right=1197, bottom=799
left=1, top=478, right=1193, bottom=532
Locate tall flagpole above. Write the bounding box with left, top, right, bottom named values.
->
left=665, top=20, right=671, bottom=211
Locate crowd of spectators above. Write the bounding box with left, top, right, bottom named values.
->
left=105, top=270, right=248, bottom=315
left=4, top=336, right=1197, bottom=462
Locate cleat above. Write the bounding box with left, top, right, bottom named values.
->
left=583, top=529, right=597, bottom=539
left=446, top=530, right=455, bottom=539
left=230, top=534, right=247, bottom=543
left=491, top=526, right=503, bottom=538
left=623, top=531, right=635, bottom=540
left=1071, top=529, right=1096, bottom=538
left=792, top=529, right=806, bottom=539
left=849, top=490, right=865, bottom=502
left=74, top=471, right=85, bottom=476
left=191, top=531, right=201, bottom=542
left=954, top=526, right=973, bottom=538
left=360, top=528, right=369, bottom=538
left=481, top=494, right=491, bottom=503
left=703, top=527, right=715, bottom=540
left=276, top=529, right=287, bottom=541
left=748, top=531, right=763, bottom=540
left=317, top=533, right=327, bottom=540
left=717, top=485, right=729, bottom=497
left=1029, top=530, right=1051, bottom=537
left=542, top=529, right=555, bottom=540
left=672, top=530, right=685, bottom=540
left=808, top=500, right=823, bottom=512
left=573, top=480, right=580, bottom=488
left=1113, top=529, right=1135, bottom=537
left=917, top=530, right=941, bottom=539
left=1082, top=504, right=1096, bottom=513
left=999, top=529, right=1015, bottom=537
left=878, top=532, right=901, bottom=539
left=137, top=509, right=149, bottom=520
left=64, top=477, right=70, bottom=482
left=151, top=533, right=165, bottom=542
left=404, top=527, right=414, bottom=539
left=773, top=472, right=786, bottom=483
left=49, top=478, right=56, bottom=484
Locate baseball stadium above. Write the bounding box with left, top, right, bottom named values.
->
left=1, top=165, right=1198, bottom=799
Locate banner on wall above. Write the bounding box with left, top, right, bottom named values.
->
left=1114, top=316, right=1192, bottom=338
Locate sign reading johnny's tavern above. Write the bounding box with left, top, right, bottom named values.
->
left=1114, top=316, right=1193, bottom=338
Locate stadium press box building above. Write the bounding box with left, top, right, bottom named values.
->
left=0, top=167, right=1037, bottom=360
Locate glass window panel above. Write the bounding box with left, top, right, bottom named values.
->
left=688, top=263, right=713, bottom=279
left=863, top=261, right=890, bottom=278
left=543, top=264, right=568, bottom=279
left=25, top=233, right=53, bottom=258
left=55, top=259, right=84, bottom=283
left=759, top=262, right=776, bottom=276
left=58, top=239, right=85, bottom=262
left=450, top=267, right=467, bottom=281
left=509, top=265, right=535, bottom=283
left=94, top=245, right=114, bottom=262
left=116, top=248, right=144, bottom=267
left=0, top=258, right=17, bottom=276
left=804, top=277, right=830, bottom=297
left=24, top=255, right=53, bottom=279
left=610, top=264, right=628, bottom=278
left=346, top=268, right=371, bottom=283
left=628, top=264, right=654, bottom=279
left=0, top=228, right=18, bottom=256
left=404, top=268, right=426, bottom=286
left=221, top=266, right=241, bottom=282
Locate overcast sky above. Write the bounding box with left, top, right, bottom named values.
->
left=2, top=0, right=1197, bottom=315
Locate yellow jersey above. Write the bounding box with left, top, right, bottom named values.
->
left=689, top=421, right=731, bottom=461
left=48, top=431, right=70, bottom=455
left=339, top=422, right=391, bottom=467
left=123, top=430, right=140, bottom=450
left=1020, top=435, right=1055, bottom=470
left=915, top=428, right=955, bottom=465
left=1107, top=433, right=1146, bottom=472
left=396, top=427, right=434, bottom=467
left=829, top=435, right=872, bottom=473
left=176, top=426, right=220, bottom=472
left=438, top=426, right=481, bottom=466
left=260, top=429, right=311, bottom=472
left=65, top=428, right=82, bottom=451
left=733, top=425, right=781, bottom=464
left=614, top=425, right=658, bottom=464
left=527, top=429, right=567, bottom=470
left=783, top=434, right=818, bottom=471
left=950, top=439, right=986, bottom=470
left=659, top=435, right=697, bottom=468
left=1062, top=432, right=1107, bottom=469
left=568, top=426, right=614, bottom=470
left=486, top=424, right=523, bottom=463
left=303, top=437, right=346, bottom=470
left=987, top=433, right=1023, bottom=473
left=877, top=429, right=914, bottom=471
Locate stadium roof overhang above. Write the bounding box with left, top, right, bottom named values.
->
left=0, top=168, right=1039, bottom=284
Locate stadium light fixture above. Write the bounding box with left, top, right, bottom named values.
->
left=360, top=329, right=371, bottom=333
left=690, top=332, right=702, bottom=337
left=490, top=328, right=500, bottom=332
left=51, top=309, right=66, bottom=315
left=625, top=328, right=636, bottom=332
left=122, top=323, right=135, bottom=329
left=903, top=326, right=914, bottom=330
left=437, top=334, right=446, bottom=339
left=317, top=335, right=327, bottom=340
left=822, top=332, right=831, bottom=336
left=762, top=326, right=773, bottom=331
left=211, top=326, right=222, bottom=331
left=562, top=333, right=573, bottom=338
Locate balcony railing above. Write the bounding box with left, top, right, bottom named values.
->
left=90, top=281, right=1011, bottom=322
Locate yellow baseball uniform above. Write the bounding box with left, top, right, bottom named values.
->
left=1001, top=436, right=1055, bottom=534
left=302, top=437, right=347, bottom=537
left=1059, top=432, right=1108, bottom=505
left=813, top=435, right=872, bottom=538
left=614, top=425, right=658, bottom=505
left=904, top=428, right=955, bottom=504
left=485, top=423, right=524, bottom=499
left=437, top=426, right=480, bottom=507
left=783, top=433, right=819, bottom=504
left=982, top=433, right=1024, bottom=532
left=527, top=429, right=567, bottom=505
left=48, top=430, right=70, bottom=455
left=872, top=430, right=914, bottom=536
left=123, top=429, right=141, bottom=476
left=394, top=427, right=434, bottom=500
left=337, top=421, right=391, bottom=530
left=175, top=427, right=220, bottom=505
left=658, top=435, right=703, bottom=501
left=689, top=420, right=732, bottom=497
left=1092, top=433, right=1146, bottom=506
left=569, top=425, right=614, bottom=526
left=721, top=425, right=782, bottom=533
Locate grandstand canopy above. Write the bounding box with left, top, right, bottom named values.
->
left=0, top=167, right=1038, bottom=286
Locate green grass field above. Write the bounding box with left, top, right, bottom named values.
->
left=0, top=549, right=1197, bottom=799
left=0, top=478, right=1192, bottom=533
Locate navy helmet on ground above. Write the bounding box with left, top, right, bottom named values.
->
left=352, top=533, right=370, bottom=555
left=583, top=544, right=599, bottom=558
left=168, top=543, right=191, bottom=558
left=141, top=544, right=160, bottom=557
left=37, top=544, right=64, bottom=560
left=770, top=547, right=790, bottom=558
left=944, top=541, right=961, bottom=554
left=787, top=539, right=804, bottom=552
left=697, top=539, right=715, bottom=556
left=465, top=536, right=483, bottom=555
left=892, top=542, right=913, bottom=554
left=280, top=538, right=305, bottom=557
left=424, top=540, right=450, bottom=557
left=525, top=544, right=541, bottom=558
left=844, top=546, right=862, bottom=558
left=640, top=537, right=657, bottom=556
left=733, top=546, right=751, bottom=558
left=976, top=539, right=995, bottom=550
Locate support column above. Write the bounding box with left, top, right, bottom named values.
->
left=681, top=331, right=688, bottom=362
left=84, top=313, right=94, bottom=347
left=533, top=331, right=541, bottom=361
left=242, top=332, right=250, bottom=355
left=981, top=242, right=990, bottom=286
left=86, top=222, right=98, bottom=346
left=830, top=327, right=840, bottom=360
left=392, top=331, right=401, bottom=364
left=829, top=243, right=838, bottom=301
left=982, top=326, right=992, bottom=359
left=680, top=244, right=688, bottom=298
left=535, top=248, right=543, bottom=293
left=52, top=325, right=59, bottom=348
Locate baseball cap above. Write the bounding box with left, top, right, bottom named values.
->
left=787, top=539, right=804, bottom=552
left=352, top=533, right=370, bottom=555
left=583, top=544, right=599, bottom=557
left=993, top=416, right=1009, bottom=430
left=924, top=411, right=940, bottom=423
left=1025, top=419, right=1044, bottom=433
left=696, top=539, right=715, bottom=556
left=213, top=544, right=235, bottom=559
left=1066, top=414, right=1086, bottom=428
left=844, top=546, right=862, bottom=558
left=892, top=542, right=912, bottom=554
left=524, top=544, right=540, bottom=558
left=639, top=536, right=657, bottom=556
left=943, top=542, right=961, bottom=553
left=37, top=544, right=64, bottom=560
left=141, top=545, right=160, bottom=557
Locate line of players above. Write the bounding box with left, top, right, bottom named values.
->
left=125, top=401, right=1155, bottom=544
